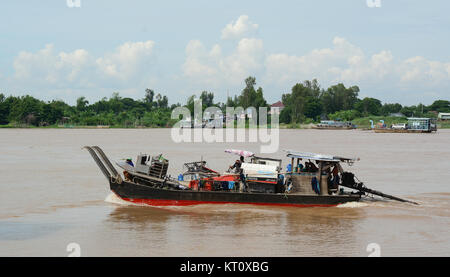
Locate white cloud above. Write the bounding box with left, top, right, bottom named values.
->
left=265, top=37, right=369, bottom=85
left=10, top=40, right=156, bottom=90
left=221, top=15, right=258, bottom=40
left=96, top=41, right=155, bottom=79
left=184, top=23, right=450, bottom=103
left=264, top=37, right=450, bottom=93
left=183, top=38, right=264, bottom=86
left=13, top=44, right=91, bottom=86
left=398, top=56, right=450, bottom=86
left=5, top=14, right=450, bottom=104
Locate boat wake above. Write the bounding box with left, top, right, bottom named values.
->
left=337, top=202, right=369, bottom=208
left=104, top=193, right=135, bottom=206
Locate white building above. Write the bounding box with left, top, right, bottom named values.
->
left=438, top=112, right=450, bottom=120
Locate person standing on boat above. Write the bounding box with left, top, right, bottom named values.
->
left=229, top=156, right=244, bottom=173
left=229, top=156, right=246, bottom=191
left=331, top=164, right=340, bottom=189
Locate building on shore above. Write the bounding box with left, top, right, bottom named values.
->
left=269, top=101, right=285, bottom=115
left=438, top=112, right=450, bottom=120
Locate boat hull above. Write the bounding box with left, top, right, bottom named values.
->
left=373, top=129, right=434, bottom=133
left=312, top=126, right=355, bottom=130
left=110, top=180, right=360, bottom=207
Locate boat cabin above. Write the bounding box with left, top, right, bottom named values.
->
left=134, top=154, right=169, bottom=178
left=241, top=158, right=282, bottom=193
left=407, top=117, right=437, bottom=132
left=284, top=150, right=359, bottom=196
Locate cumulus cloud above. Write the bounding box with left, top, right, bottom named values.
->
left=184, top=20, right=450, bottom=103
left=183, top=38, right=264, bottom=86
left=398, top=56, right=450, bottom=86
left=96, top=41, right=155, bottom=79
left=221, top=15, right=258, bottom=40
left=264, top=37, right=450, bottom=92
left=10, top=40, right=156, bottom=90
left=13, top=44, right=91, bottom=86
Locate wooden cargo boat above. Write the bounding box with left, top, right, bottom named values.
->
left=84, top=146, right=417, bottom=208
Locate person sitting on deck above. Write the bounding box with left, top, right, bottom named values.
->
left=304, top=161, right=311, bottom=172
left=305, top=161, right=318, bottom=172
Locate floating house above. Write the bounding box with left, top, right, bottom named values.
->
left=407, top=117, right=437, bottom=132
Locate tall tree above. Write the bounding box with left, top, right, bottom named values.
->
left=282, top=79, right=321, bottom=123
left=0, top=93, right=9, bottom=124
left=237, top=76, right=267, bottom=110
left=200, top=91, right=214, bottom=107
left=354, top=97, right=382, bottom=116
left=320, top=83, right=359, bottom=114
left=144, top=89, right=154, bottom=104
left=76, top=97, right=89, bottom=112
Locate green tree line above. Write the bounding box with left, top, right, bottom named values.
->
left=1, top=77, right=449, bottom=127
left=0, top=90, right=176, bottom=127
left=278, top=79, right=449, bottom=124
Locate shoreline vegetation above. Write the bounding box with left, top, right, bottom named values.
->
left=1, top=77, right=449, bottom=129
left=2, top=119, right=449, bottom=129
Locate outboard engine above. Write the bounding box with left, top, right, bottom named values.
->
left=342, top=172, right=356, bottom=187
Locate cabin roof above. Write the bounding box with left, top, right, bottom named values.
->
left=284, top=150, right=358, bottom=163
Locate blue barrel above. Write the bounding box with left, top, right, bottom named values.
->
left=178, top=174, right=184, bottom=181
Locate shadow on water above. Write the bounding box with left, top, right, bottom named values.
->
left=0, top=221, right=63, bottom=241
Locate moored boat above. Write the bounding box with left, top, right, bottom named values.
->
left=373, top=117, right=437, bottom=133
left=312, top=120, right=356, bottom=130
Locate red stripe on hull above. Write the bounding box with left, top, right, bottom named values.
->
left=119, top=196, right=337, bottom=208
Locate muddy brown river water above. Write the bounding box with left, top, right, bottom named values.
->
left=0, top=129, right=449, bottom=256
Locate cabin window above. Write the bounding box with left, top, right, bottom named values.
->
left=141, top=156, right=147, bottom=165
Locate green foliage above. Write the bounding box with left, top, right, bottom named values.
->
left=380, top=103, right=402, bottom=116
left=429, top=100, right=450, bottom=112
left=354, top=97, right=382, bottom=116
left=328, top=110, right=361, bottom=121
left=0, top=93, right=10, bottom=125
left=200, top=91, right=214, bottom=108
left=282, top=79, right=321, bottom=123
left=0, top=89, right=174, bottom=127
left=279, top=106, right=292, bottom=124
left=237, top=77, right=267, bottom=110
left=304, top=98, right=323, bottom=120
left=1, top=79, right=448, bottom=128
left=320, top=83, right=359, bottom=114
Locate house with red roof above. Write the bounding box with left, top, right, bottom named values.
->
left=269, top=101, right=285, bottom=115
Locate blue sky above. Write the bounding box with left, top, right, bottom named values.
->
left=1, top=0, right=449, bottom=105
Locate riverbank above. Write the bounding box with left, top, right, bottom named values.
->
left=2, top=118, right=449, bottom=129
